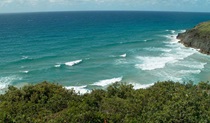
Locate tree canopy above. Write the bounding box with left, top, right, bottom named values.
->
left=0, top=81, right=210, bottom=123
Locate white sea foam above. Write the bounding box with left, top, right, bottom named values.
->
left=0, top=76, right=22, bottom=93
left=120, top=54, right=127, bottom=58
left=21, top=56, right=29, bottom=59
left=144, top=47, right=172, bottom=52
left=65, top=85, right=90, bottom=94
left=179, top=70, right=201, bottom=74
left=65, top=60, right=82, bottom=67
left=154, top=71, right=183, bottom=82
left=136, top=33, right=197, bottom=71
left=0, top=77, right=11, bottom=90
left=144, top=39, right=153, bottom=42
left=165, top=47, right=196, bottom=61
left=115, top=59, right=128, bottom=65
left=135, top=56, right=175, bottom=70
left=135, top=30, right=206, bottom=82
left=164, top=34, right=180, bottom=43
left=176, top=62, right=207, bottom=69
left=55, top=64, right=61, bottom=68
left=165, top=30, right=176, bottom=34
left=92, top=77, right=122, bottom=87
left=21, top=71, right=29, bottom=73
left=171, top=30, right=175, bottom=34
left=136, top=47, right=196, bottom=71
left=129, top=83, right=154, bottom=90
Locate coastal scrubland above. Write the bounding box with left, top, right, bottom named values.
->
left=1, top=81, right=210, bottom=123
left=195, top=21, right=210, bottom=36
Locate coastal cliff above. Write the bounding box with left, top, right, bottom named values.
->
left=177, top=21, right=210, bottom=54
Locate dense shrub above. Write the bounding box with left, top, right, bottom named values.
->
left=0, top=81, right=210, bottom=122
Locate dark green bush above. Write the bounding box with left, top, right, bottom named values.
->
left=0, top=81, right=210, bottom=123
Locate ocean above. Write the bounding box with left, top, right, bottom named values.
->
left=1, top=11, right=210, bottom=93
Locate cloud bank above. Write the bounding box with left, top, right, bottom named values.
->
left=1, top=0, right=210, bottom=13
left=1, top=0, right=209, bottom=6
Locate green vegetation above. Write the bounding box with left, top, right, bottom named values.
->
left=194, top=21, right=210, bottom=38
left=1, top=81, right=210, bottom=123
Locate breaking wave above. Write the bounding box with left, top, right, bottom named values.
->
left=65, top=60, right=82, bottom=67
left=0, top=75, right=22, bottom=93
left=91, top=77, right=123, bottom=87
left=129, top=83, right=154, bottom=90
left=135, top=56, right=175, bottom=70
left=54, top=64, right=61, bottom=68
left=65, top=85, right=90, bottom=94
left=136, top=31, right=197, bottom=71
left=120, top=53, right=127, bottom=58
left=20, top=71, right=29, bottom=73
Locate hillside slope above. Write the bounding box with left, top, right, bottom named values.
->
left=177, top=21, right=210, bottom=54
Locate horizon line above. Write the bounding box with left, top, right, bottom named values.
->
left=1, top=10, right=210, bottom=14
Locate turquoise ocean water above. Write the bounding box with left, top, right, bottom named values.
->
left=1, top=11, right=210, bottom=93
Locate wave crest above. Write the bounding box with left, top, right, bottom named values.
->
left=129, top=83, right=154, bottom=90
left=21, top=71, right=29, bottom=73
left=92, top=77, right=122, bottom=87
left=120, top=54, right=127, bottom=58
left=65, top=60, right=82, bottom=67
left=135, top=56, right=175, bottom=70
left=65, top=85, right=89, bottom=94
left=54, top=64, right=61, bottom=68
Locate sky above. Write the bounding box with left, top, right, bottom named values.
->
left=0, top=0, right=210, bottom=13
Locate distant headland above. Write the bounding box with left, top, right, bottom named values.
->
left=177, top=21, right=210, bottom=54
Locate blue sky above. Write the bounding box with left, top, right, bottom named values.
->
left=1, top=0, right=210, bottom=13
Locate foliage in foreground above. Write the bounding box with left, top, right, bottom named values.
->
left=0, top=81, right=210, bottom=123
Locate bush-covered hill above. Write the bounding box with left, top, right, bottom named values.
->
left=1, top=81, right=210, bottom=123
left=177, top=21, right=210, bottom=54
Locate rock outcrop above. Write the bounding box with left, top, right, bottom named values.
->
left=177, top=21, right=210, bottom=54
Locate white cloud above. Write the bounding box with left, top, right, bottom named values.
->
left=0, top=0, right=208, bottom=5
left=48, top=0, right=66, bottom=3
left=0, top=0, right=13, bottom=6
left=1, top=0, right=210, bottom=12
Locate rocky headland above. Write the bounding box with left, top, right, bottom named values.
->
left=177, top=21, right=210, bottom=54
